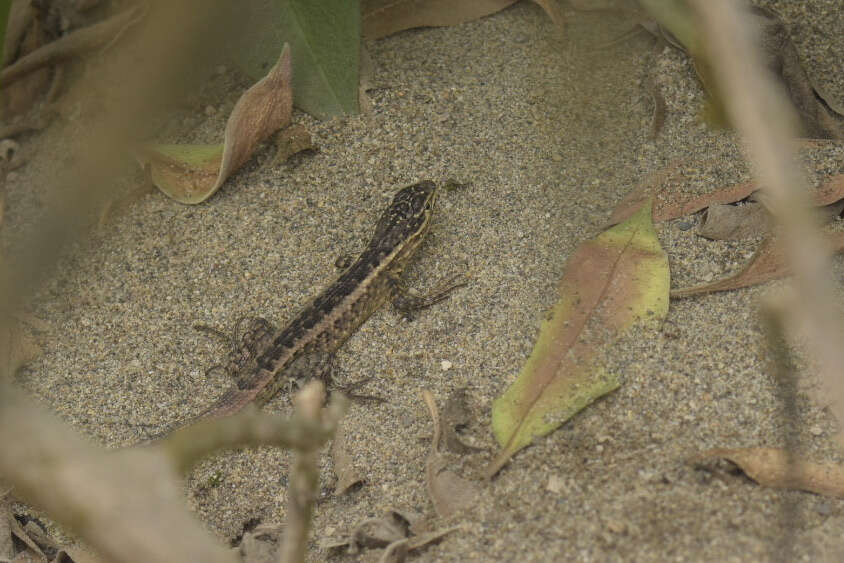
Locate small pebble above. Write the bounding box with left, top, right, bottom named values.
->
left=205, top=105, right=217, bottom=116
left=441, top=360, right=453, bottom=371
left=810, top=425, right=823, bottom=436
left=677, top=220, right=695, bottom=231
left=546, top=475, right=564, bottom=494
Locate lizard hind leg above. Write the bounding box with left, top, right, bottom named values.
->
left=390, top=272, right=468, bottom=320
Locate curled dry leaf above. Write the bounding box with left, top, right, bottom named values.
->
left=608, top=158, right=755, bottom=227
left=693, top=447, right=844, bottom=498
left=488, top=202, right=669, bottom=477
left=330, top=422, right=364, bottom=496
left=136, top=44, right=293, bottom=203
left=637, top=4, right=843, bottom=138
left=698, top=202, right=770, bottom=241
left=321, top=509, right=458, bottom=560
left=422, top=390, right=479, bottom=518
left=442, top=388, right=484, bottom=454
left=671, top=230, right=844, bottom=299
left=748, top=7, right=843, bottom=139
left=236, top=524, right=283, bottom=563
left=272, top=124, right=314, bottom=166
left=610, top=166, right=844, bottom=228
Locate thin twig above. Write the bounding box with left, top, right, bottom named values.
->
left=0, top=7, right=141, bottom=86
left=279, top=381, right=333, bottom=563
left=691, top=0, right=844, bottom=427
left=160, top=389, right=347, bottom=473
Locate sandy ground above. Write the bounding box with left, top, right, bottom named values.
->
left=11, top=0, right=844, bottom=561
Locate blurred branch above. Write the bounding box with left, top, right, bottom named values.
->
left=162, top=388, right=348, bottom=474
left=0, top=383, right=237, bottom=563
left=0, top=6, right=144, bottom=86
left=0, top=381, right=347, bottom=562
left=690, top=0, right=844, bottom=418
left=279, top=381, right=331, bottom=563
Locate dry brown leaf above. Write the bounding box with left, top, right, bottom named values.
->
left=671, top=230, right=844, bottom=298
left=330, top=422, right=364, bottom=495
left=698, top=202, right=770, bottom=240
left=353, top=512, right=411, bottom=549
left=421, top=390, right=479, bottom=518
left=236, top=525, right=282, bottom=563
left=749, top=8, right=843, bottom=139
left=442, top=388, right=483, bottom=454
left=610, top=168, right=844, bottom=227
left=322, top=509, right=456, bottom=560
left=137, top=44, right=292, bottom=203
left=362, top=0, right=518, bottom=39
left=815, top=174, right=844, bottom=207
left=272, top=124, right=314, bottom=166
left=693, top=447, right=844, bottom=498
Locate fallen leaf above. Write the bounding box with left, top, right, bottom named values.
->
left=693, top=447, right=844, bottom=498
left=422, top=390, right=479, bottom=517
left=610, top=167, right=844, bottom=227
left=272, top=124, right=314, bottom=166
left=235, top=524, right=283, bottom=563
left=608, top=163, right=756, bottom=226
left=331, top=422, right=365, bottom=496
left=136, top=44, right=292, bottom=203
left=441, top=388, right=483, bottom=454
left=749, top=7, right=843, bottom=139
left=637, top=5, right=843, bottom=138
left=814, top=174, right=844, bottom=207
left=488, top=201, right=669, bottom=477
left=353, top=512, right=411, bottom=549
left=698, top=202, right=770, bottom=240
left=362, top=0, right=518, bottom=39
left=670, top=230, right=844, bottom=299
left=321, top=509, right=458, bottom=560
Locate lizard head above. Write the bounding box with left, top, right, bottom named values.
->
left=368, top=181, right=438, bottom=253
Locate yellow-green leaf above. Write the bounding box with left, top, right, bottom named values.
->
left=136, top=44, right=293, bottom=204
left=487, top=202, right=669, bottom=477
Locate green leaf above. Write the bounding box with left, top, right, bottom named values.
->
left=487, top=202, right=669, bottom=477
left=282, top=0, right=359, bottom=117
left=236, top=0, right=360, bottom=119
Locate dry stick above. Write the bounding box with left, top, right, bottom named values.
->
left=0, top=381, right=346, bottom=563
left=0, top=384, right=237, bottom=563
left=0, top=7, right=141, bottom=86
left=161, top=393, right=347, bottom=474
left=691, top=0, right=844, bottom=421
left=0, top=2, right=247, bottom=560
left=279, top=381, right=332, bottom=563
